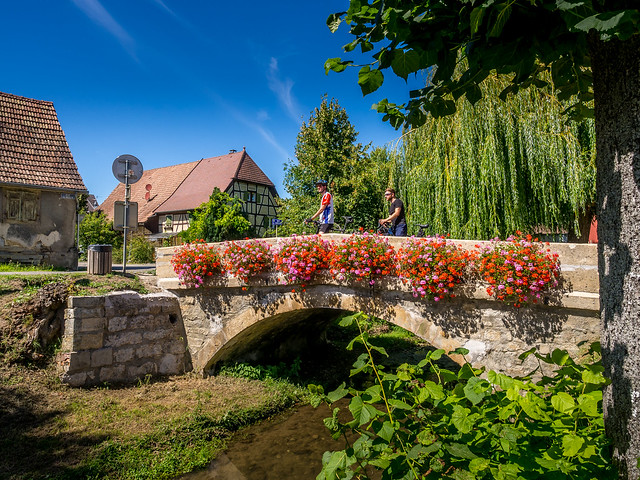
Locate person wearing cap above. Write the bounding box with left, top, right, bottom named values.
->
left=379, top=188, right=407, bottom=236
left=307, top=180, right=334, bottom=233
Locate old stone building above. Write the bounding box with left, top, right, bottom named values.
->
left=0, top=91, right=87, bottom=268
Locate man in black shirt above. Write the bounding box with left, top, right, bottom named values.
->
left=379, top=188, right=407, bottom=236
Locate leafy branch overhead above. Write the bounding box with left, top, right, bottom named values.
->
left=326, top=0, right=640, bottom=128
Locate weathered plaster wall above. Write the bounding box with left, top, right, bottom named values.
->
left=57, top=291, right=191, bottom=387
left=0, top=187, right=79, bottom=269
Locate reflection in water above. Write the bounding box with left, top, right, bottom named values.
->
left=178, top=402, right=347, bottom=480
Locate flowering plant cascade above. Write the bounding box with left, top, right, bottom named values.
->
left=223, top=239, right=271, bottom=283
left=477, top=233, right=560, bottom=307
left=273, top=235, right=330, bottom=285
left=329, top=232, right=395, bottom=285
left=170, top=240, right=223, bottom=289
left=396, top=236, right=472, bottom=301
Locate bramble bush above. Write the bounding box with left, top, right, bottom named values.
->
left=309, top=312, right=614, bottom=480
left=329, top=232, right=395, bottom=285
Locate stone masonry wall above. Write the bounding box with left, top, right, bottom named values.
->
left=57, top=291, right=191, bottom=387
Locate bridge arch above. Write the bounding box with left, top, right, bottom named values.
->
left=168, top=280, right=598, bottom=378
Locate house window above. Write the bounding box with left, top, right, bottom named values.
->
left=3, top=189, right=39, bottom=223
left=243, top=192, right=257, bottom=203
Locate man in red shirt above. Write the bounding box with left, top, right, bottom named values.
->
left=308, top=180, right=334, bottom=233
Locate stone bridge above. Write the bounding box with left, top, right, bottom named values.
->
left=57, top=235, right=600, bottom=386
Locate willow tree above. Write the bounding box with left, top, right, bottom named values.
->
left=391, top=73, right=596, bottom=240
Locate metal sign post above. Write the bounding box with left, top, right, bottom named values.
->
left=112, top=155, right=143, bottom=275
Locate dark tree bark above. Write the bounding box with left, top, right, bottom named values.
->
left=590, top=33, right=640, bottom=480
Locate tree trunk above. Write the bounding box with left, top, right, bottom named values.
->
left=590, top=33, right=640, bottom=480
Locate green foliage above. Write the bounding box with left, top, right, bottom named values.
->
left=390, top=72, right=596, bottom=240
left=127, top=235, right=155, bottom=264
left=311, top=312, right=614, bottom=480
left=218, top=358, right=302, bottom=382
left=181, top=188, right=252, bottom=243
left=78, top=211, right=122, bottom=254
left=327, top=1, right=639, bottom=128
left=281, top=97, right=390, bottom=233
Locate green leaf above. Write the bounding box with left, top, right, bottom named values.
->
left=358, top=66, right=384, bottom=96
left=489, top=3, right=512, bottom=37
left=327, top=383, right=349, bottom=403
left=470, top=7, right=485, bottom=35
left=582, top=365, right=607, bottom=385
left=577, top=391, right=602, bottom=417
left=391, top=50, right=421, bottom=80
left=452, top=405, right=476, bottom=433
left=469, top=457, right=490, bottom=473
left=326, top=13, right=345, bottom=33
left=376, top=420, right=395, bottom=442
left=445, top=442, right=478, bottom=460
left=324, top=57, right=353, bottom=74
left=551, top=392, right=576, bottom=414
left=464, top=377, right=490, bottom=405
left=551, top=349, right=570, bottom=366
left=488, top=370, right=514, bottom=390
left=562, top=433, right=584, bottom=457
left=419, top=380, right=445, bottom=402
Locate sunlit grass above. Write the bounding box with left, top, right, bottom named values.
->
left=0, top=262, right=62, bottom=272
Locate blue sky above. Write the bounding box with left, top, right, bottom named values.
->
left=2, top=0, right=422, bottom=203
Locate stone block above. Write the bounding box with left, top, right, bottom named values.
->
left=62, top=371, right=88, bottom=387
left=91, top=348, right=113, bottom=367
left=167, top=340, right=188, bottom=355
left=108, top=316, right=128, bottom=332
left=99, top=365, right=126, bottom=383
left=68, top=296, right=104, bottom=309
left=104, top=332, right=142, bottom=348
left=75, top=332, right=104, bottom=350
left=128, top=314, right=157, bottom=330
left=128, top=362, right=157, bottom=378
left=67, top=350, right=91, bottom=371
left=114, top=347, right=135, bottom=364
left=143, top=328, right=171, bottom=341
left=74, top=307, right=106, bottom=318
left=136, top=343, right=163, bottom=359
left=159, top=354, right=181, bottom=374
left=81, top=317, right=105, bottom=332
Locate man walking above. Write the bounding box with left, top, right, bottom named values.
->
left=379, top=188, right=407, bottom=236
left=308, top=179, right=334, bottom=233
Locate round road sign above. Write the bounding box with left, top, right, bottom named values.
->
left=112, top=154, right=144, bottom=184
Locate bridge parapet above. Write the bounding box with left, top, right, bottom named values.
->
left=155, top=236, right=600, bottom=378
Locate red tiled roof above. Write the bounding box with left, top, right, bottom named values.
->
left=155, top=148, right=275, bottom=214
left=0, top=91, right=86, bottom=192
left=100, top=148, right=276, bottom=223
left=99, top=161, right=199, bottom=223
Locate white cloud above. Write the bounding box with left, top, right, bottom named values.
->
left=267, top=57, right=303, bottom=125
left=71, top=0, right=137, bottom=61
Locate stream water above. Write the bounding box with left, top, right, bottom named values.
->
left=178, top=401, right=347, bottom=479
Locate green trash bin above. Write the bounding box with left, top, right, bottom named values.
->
left=87, top=244, right=112, bottom=275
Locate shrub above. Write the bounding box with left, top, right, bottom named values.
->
left=329, top=232, right=395, bottom=285
left=127, top=235, right=155, bottom=264
left=170, top=241, right=223, bottom=288
left=396, top=236, right=473, bottom=301
left=476, top=233, right=560, bottom=307
left=310, top=312, right=613, bottom=480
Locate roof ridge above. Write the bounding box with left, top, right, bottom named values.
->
left=152, top=158, right=203, bottom=214
left=0, top=90, right=53, bottom=105
left=232, top=149, right=246, bottom=180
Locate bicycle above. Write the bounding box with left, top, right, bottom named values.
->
left=304, top=216, right=353, bottom=234
left=414, top=223, right=430, bottom=237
